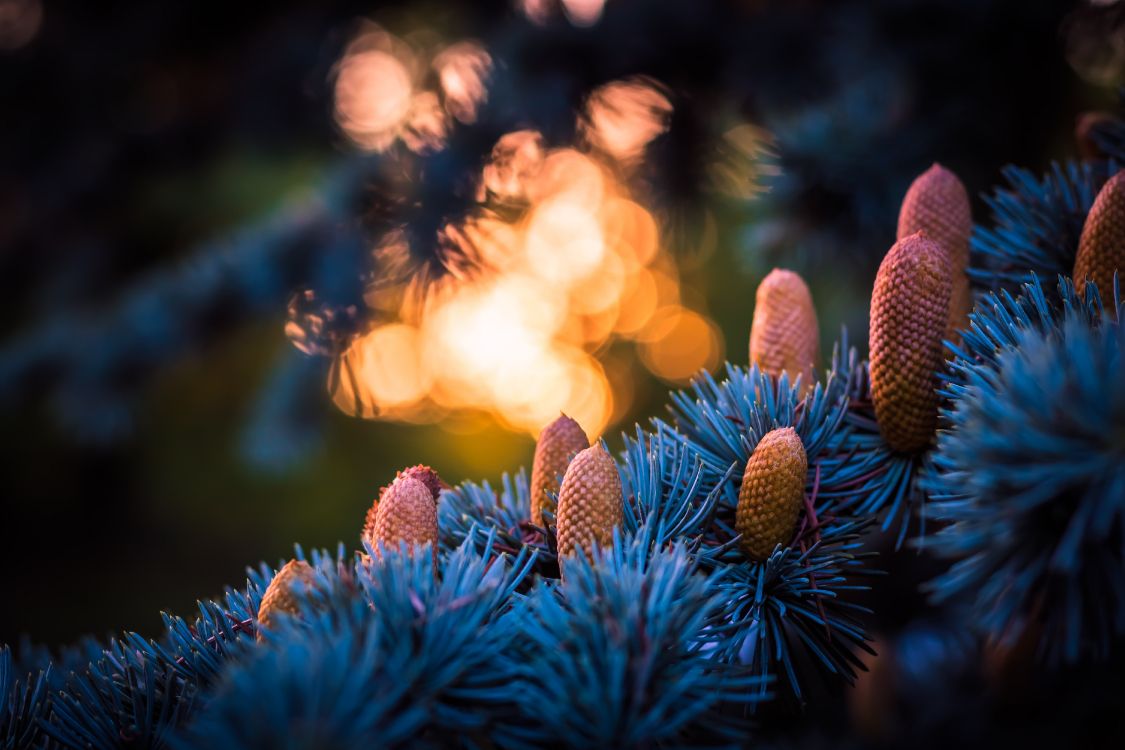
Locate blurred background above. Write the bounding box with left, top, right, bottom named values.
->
left=0, top=0, right=1120, bottom=648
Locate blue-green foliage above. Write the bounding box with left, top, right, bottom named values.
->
left=926, top=306, right=1125, bottom=663
left=618, top=423, right=737, bottom=564
left=707, top=516, right=876, bottom=704
left=943, top=274, right=1120, bottom=393
left=662, top=339, right=918, bottom=541
left=1, top=646, right=53, bottom=750
left=42, top=639, right=195, bottom=750
left=2, top=565, right=270, bottom=749
left=176, top=537, right=536, bottom=750
left=651, top=351, right=879, bottom=700
left=511, top=535, right=766, bottom=748
left=969, top=160, right=1117, bottom=292
left=438, top=469, right=565, bottom=584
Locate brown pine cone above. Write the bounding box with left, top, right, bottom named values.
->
left=897, top=163, right=972, bottom=341
left=735, top=427, right=807, bottom=561
left=869, top=232, right=953, bottom=453
left=256, top=559, right=317, bottom=641
left=749, top=268, right=819, bottom=391
left=363, top=465, right=445, bottom=545
left=530, top=414, right=589, bottom=525
left=555, top=444, right=623, bottom=575
left=369, top=475, right=439, bottom=558
left=1074, top=170, right=1125, bottom=299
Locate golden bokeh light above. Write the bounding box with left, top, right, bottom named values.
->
left=481, top=130, right=545, bottom=203
left=330, top=323, right=432, bottom=418
left=638, top=306, right=723, bottom=383
left=583, top=77, right=672, bottom=164
left=433, top=42, right=492, bottom=124
left=329, top=112, right=722, bottom=437
left=333, top=25, right=485, bottom=154
left=562, top=0, right=607, bottom=27
left=401, top=91, right=449, bottom=154
left=334, top=41, right=416, bottom=152
left=526, top=199, right=607, bottom=282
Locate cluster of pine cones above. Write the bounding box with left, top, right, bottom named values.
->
left=259, top=156, right=1123, bottom=639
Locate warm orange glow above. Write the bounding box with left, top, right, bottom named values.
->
left=333, top=26, right=489, bottom=154
left=529, top=149, right=606, bottom=207
left=329, top=119, right=723, bottom=436
left=604, top=198, right=659, bottom=269
left=583, top=78, right=672, bottom=164
left=334, top=43, right=415, bottom=152
left=518, top=0, right=553, bottom=26
left=562, top=0, right=607, bottom=27
left=481, top=130, right=545, bottom=203
left=401, top=91, right=449, bottom=154
left=638, top=306, right=723, bottom=383
left=526, top=199, right=607, bottom=282
left=612, top=269, right=660, bottom=335
left=711, top=123, right=779, bottom=199
left=434, top=42, right=492, bottom=124
left=330, top=323, right=432, bottom=417
left=569, top=250, right=625, bottom=315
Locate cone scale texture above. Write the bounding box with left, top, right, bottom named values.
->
left=735, top=427, right=807, bottom=561
left=1074, top=170, right=1125, bottom=298
left=555, top=444, right=623, bottom=569
left=363, top=465, right=444, bottom=544
left=897, top=163, right=972, bottom=341
left=749, top=268, right=820, bottom=390
left=529, top=414, right=589, bottom=526
left=368, top=475, right=440, bottom=558
left=256, top=559, right=317, bottom=641
left=869, top=232, right=953, bottom=453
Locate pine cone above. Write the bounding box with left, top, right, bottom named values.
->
left=869, top=232, right=953, bottom=453
left=735, top=427, right=807, bottom=561
left=256, top=559, right=317, bottom=641
left=897, top=163, right=972, bottom=341
left=555, top=444, right=623, bottom=573
left=748, top=268, right=819, bottom=391
left=1074, top=170, right=1125, bottom=298
left=369, top=475, right=440, bottom=558
left=530, top=414, right=589, bottom=525
left=363, top=465, right=444, bottom=545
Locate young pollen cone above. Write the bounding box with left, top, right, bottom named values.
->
left=897, top=163, right=972, bottom=342
left=256, top=559, right=317, bottom=642
left=530, top=414, right=590, bottom=526
left=735, top=427, right=807, bottom=562
left=749, top=268, right=819, bottom=393
left=869, top=231, right=953, bottom=454
left=1074, top=170, right=1125, bottom=298
left=555, top=444, right=624, bottom=577
left=362, top=465, right=445, bottom=546
left=368, top=475, right=440, bottom=560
